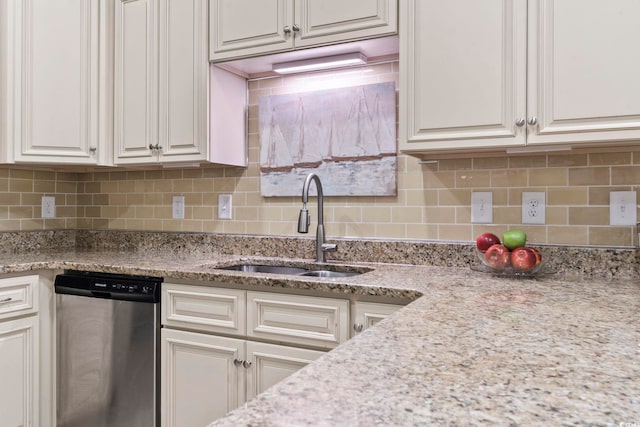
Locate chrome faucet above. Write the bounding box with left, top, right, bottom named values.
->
left=297, top=173, right=337, bottom=262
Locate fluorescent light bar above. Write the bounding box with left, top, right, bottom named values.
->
left=272, top=52, right=367, bottom=74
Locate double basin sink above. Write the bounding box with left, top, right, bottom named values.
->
left=213, top=262, right=370, bottom=278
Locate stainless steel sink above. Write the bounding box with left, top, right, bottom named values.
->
left=219, top=264, right=310, bottom=275
left=215, top=262, right=368, bottom=278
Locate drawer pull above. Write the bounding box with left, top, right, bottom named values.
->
left=0, top=297, right=13, bottom=303
left=353, top=323, right=363, bottom=332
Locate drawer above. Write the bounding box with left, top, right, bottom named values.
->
left=0, top=275, right=39, bottom=320
left=350, top=301, right=403, bottom=337
left=162, top=283, right=246, bottom=336
left=247, top=291, right=349, bottom=349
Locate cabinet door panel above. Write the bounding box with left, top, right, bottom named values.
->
left=350, top=301, right=401, bottom=337
left=295, top=0, right=397, bottom=47
left=527, top=0, right=640, bottom=145
left=400, top=0, right=527, bottom=153
left=209, top=0, right=293, bottom=60
left=10, top=0, right=102, bottom=164
left=158, top=0, right=208, bottom=161
left=114, top=0, right=157, bottom=164
left=246, top=341, right=324, bottom=400
left=0, top=316, right=39, bottom=427
left=161, top=329, right=245, bottom=427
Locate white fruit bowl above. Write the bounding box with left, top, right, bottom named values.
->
left=472, top=247, right=552, bottom=277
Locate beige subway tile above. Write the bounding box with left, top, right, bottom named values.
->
left=547, top=226, right=588, bottom=245
left=438, top=158, right=472, bottom=171
left=214, top=178, right=237, bottom=192
left=493, top=206, right=520, bottom=225
left=43, top=218, right=66, bottom=229
left=109, top=194, right=128, bottom=205
left=509, top=155, right=546, bottom=168
left=135, top=206, right=154, bottom=219
left=34, top=180, right=56, bottom=193
left=589, top=226, right=632, bottom=246
left=456, top=206, right=471, bottom=224
left=455, top=170, right=491, bottom=188
left=392, top=206, right=422, bottom=223
left=10, top=169, right=34, bottom=180
left=0, top=169, right=9, bottom=178
left=589, top=152, right=631, bottom=165
left=363, top=206, right=391, bottom=223
left=0, top=193, right=22, bottom=205
left=140, top=219, right=163, bottom=230
left=439, top=189, right=471, bottom=206
left=10, top=179, right=33, bottom=193
left=182, top=220, right=204, bottom=233
left=236, top=177, right=259, bottom=192
left=125, top=194, right=144, bottom=206
left=0, top=219, right=22, bottom=231
left=185, top=193, right=203, bottom=206
left=56, top=181, right=77, bottom=194
left=192, top=207, right=214, bottom=220
left=21, top=219, right=45, bottom=230
left=474, top=156, right=508, bottom=169
left=135, top=180, right=155, bottom=193
left=246, top=221, right=270, bottom=235
left=235, top=206, right=258, bottom=221
left=548, top=188, right=588, bottom=205
left=345, top=222, right=376, bottom=238
left=399, top=171, right=424, bottom=191
left=568, top=167, right=609, bottom=186
left=546, top=206, right=567, bottom=225
left=85, top=206, right=101, bottom=218
left=548, top=153, right=588, bottom=167
left=490, top=169, right=527, bottom=187
left=154, top=206, right=172, bottom=219
left=0, top=178, right=8, bottom=191
left=375, top=223, right=406, bottom=238
left=438, top=224, right=472, bottom=241
left=633, top=151, right=640, bottom=164
left=223, top=220, right=246, bottom=234
left=588, top=187, right=629, bottom=206
left=260, top=206, right=283, bottom=221
left=171, top=179, right=193, bottom=193
left=162, top=220, right=183, bottom=232
left=611, top=165, right=640, bottom=184
left=424, top=207, right=455, bottom=224
left=119, top=206, right=136, bottom=219
left=333, top=207, right=362, bottom=223
left=182, top=169, right=203, bottom=179
left=406, top=223, right=438, bottom=240
left=162, top=169, right=182, bottom=180
left=423, top=170, right=455, bottom=189
left=568, top=207, right=609, bottom=225
left=56, top=206, right=76, bottom=218
left=9, top=206, right=33, bottom=219
left=529, top=168, right=567, bottom=186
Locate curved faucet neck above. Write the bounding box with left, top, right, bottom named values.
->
left=301, top=173, right=323, bottom=226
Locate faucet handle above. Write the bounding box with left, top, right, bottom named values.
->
left=322, top=243, right=337, bottom=253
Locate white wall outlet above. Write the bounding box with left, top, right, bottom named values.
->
left=471, top=192, right=493, bottom=224
left=218, top=194, right=232, bottom=220
left=610, top=191, right=637, bottom=226
left=522, top=191, right=546, bottom=224
left=172, top=196, right=185, bottom=219
left=41, top=196, right=56, bottom=219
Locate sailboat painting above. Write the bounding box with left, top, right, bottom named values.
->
left=259, top=82, right=397, bottom=197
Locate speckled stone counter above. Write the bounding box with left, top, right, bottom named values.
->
left=0, top=248, right=638, bottom=426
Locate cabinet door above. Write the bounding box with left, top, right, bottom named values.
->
left=526, top=0, right=640, bottom=145
left=246, top=341, right=324, bottom=400
left=209, top=0, right=294, bottom=61
left=294, top=0, right=397, bottom=48
left=0, top=316, right=39, bottom=427
left=161, top=328, right=245, bottom=427
left=158, top=0, right=208, bottom=162
left=350, top=301, right=401, bottom=337
left=5, top=0, right=107, bottom=165
left=399, top=0, right=527, bottom=154
left=114, top=0, right=158, bottom=164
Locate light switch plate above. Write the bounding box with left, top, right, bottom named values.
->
left=218, top=194, right=232, bottom=220
left=172, top=196, right=185, bottom=219
left=522, top=192, right=546, bottom=224
left=471, top=192, right=493, bottom=224
left=41, top=196, right=56, bottom=219
left=610, top=191, right=637, bottom=226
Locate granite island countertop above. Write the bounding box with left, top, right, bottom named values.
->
left=1, top=250, right=638, bottom=426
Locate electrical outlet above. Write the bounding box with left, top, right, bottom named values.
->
left=471, top=192, right=493, bottom=224
left=172, top=196, right=185, bottom=219
left=610, top=191, right=637, bottom=226
left=41, top=196, right=56, bottom=219
left=522, top=192, right=546, bottom=224
left=218, top=194, right=232, bottom=220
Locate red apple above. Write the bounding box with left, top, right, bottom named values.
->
left=476, top=232, right=501, bottom=252
left=511, top=247, right=538, bottom=271
left=484, top=244, right=511, bottom=270
left=528, top=247, right=542, bottom=265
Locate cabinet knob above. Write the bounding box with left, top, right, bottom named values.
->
left=292, top=24, right=300, bottom=32
left=283, top=26, right=291, bottom=34
left=148, top=144, right=162, bottom=151
left=353, top=323, right=364, bottom=332
left=527, top=116, right=538, bottom=126
left=233, top=358, right=242, bottom=367
left=89, top=146, right=97, bottom=153
left=242, top=360, right=252, bottom=369
left=515, top=118, right=526, bottom=127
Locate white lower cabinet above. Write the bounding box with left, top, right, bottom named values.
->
left=160, top=283, right=336, bottom=426
left=0, top=274, right=41, bottom=427
left=350, top=301, right=402, bottom=337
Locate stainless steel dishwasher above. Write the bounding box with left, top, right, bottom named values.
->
left=55, top=270, right=162, bottom=427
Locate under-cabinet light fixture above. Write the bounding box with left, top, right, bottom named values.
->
left=272, top=52, right=367, bottom=74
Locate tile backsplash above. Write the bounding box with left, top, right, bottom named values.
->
left=1, top=61, right=639, bottom=247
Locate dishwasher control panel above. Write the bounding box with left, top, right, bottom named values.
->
left=55, top=270, right=163, bottom=303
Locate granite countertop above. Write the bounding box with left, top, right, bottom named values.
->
left=1, top=250, right=638, bottom=426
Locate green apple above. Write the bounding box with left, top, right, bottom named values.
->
left=502, top=229, right=527, bottom=250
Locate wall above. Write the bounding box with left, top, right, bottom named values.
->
left=1, top=62, right=639, bottom=247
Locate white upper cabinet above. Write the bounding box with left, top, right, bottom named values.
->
left=1, top=0, right=112, bottom=165
left=209, top=0, right=397, bottom=61
left=115, top=0, right=247, bottom=167
left=399, top=0, right=640, bottom=156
